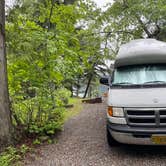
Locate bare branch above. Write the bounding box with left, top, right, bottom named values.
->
left=135, top=16, right=152, bottom=38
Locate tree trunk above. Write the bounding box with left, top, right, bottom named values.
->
left=0, top=0, right=13, bottom=147
left=83, top=74, right=93, bottom=98
left=76, top=78, right=80, bottom=97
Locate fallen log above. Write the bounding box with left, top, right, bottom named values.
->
left=82, top=97, right=102, bottom=104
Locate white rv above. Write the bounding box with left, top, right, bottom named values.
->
left=100, top=39, right=166, bottom=145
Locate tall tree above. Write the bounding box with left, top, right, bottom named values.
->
left=0, top=0, right=13, bottom=147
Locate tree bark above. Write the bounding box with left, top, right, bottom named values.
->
left=83, top=74, right=93, bottom=98
left=0, top=0, right=13, bottom=147
left=76, top=78, right=80, bottom=97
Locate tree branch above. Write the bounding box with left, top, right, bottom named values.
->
left=121, top=0, right=152, bottom=38
left=47, top=0, right=55, bottom=30
left=135, top=15, right=152, bottom=38
left=82, top=30, right=136, bottom=37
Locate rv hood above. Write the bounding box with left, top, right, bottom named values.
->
left=108, top=87, right=166, bottom=108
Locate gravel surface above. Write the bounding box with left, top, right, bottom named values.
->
left=24, top=102, right=166, bottom=166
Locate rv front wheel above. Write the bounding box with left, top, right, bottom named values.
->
left=106, top=127, right=119, bottom=147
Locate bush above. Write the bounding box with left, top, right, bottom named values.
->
left=10, top=87, right=71, bottom=137
left=0, top=147, right=20, bottom=166
left=55, top=88, right=71, bottom=105
left=0, top=145, right=29, bottom=166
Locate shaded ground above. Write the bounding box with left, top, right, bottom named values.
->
left=24, top=102, right=166, bottom=166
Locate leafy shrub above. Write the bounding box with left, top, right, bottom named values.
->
left=10, top=85, right=71, bottom=137
left=55, top=88, right=71, bottom=105
left=28, top=108, right=64, bottom=135
left=0, top=145, right=29, bottom=166
left=0, top=147, right=20, bottom=166
left=33, top=139, right=41, bottom=145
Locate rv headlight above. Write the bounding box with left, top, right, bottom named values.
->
left=108, top=107, right=124, bottom=117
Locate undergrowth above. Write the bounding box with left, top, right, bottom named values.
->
left=0, top=98, right=82, bottom=166
left=0, top=145, right=29, bottom=166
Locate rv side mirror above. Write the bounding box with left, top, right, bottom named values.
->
left=100, top=77, right=109, bottom=86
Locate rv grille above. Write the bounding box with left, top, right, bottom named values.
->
left=125, top=108, right=166, bottom=127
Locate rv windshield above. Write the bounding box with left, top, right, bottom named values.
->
left=112, top=64, right=166, bottom=86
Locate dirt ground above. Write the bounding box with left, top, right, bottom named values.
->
left=24, top=102, right=166, bottom=166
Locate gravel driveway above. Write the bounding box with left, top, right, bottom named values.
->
left=24, top=102, right=166, bottom=166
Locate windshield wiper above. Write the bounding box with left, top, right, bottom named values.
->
left=143, top=81, right=166, bottom=84
left=113, top=82, right=134, bottom=85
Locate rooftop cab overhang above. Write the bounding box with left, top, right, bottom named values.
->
left=114, top=39, right=166, bottom=68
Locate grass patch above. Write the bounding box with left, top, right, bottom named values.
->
left=64, top=97, right=82, bottom=121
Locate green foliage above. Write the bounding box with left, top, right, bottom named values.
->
left=0, top=145, right=29, bottom=166
left=56, top=88, right=71, bottom=105
left=33, top=139, right=41, bottom=145
left=19, top=144, right=29, bottom=155
left=99, top=0, right=166, bottom=53
left=11, top=88, right=69, bottom=136
left=6, top=0, right=107, bottom=139
left=0, top=147, right=20, bottom=166
left=6, top=0, right=82, bottom=137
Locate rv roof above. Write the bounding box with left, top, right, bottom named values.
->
left=115, top=39, right=166, bottom=68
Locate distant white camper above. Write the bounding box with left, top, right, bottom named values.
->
left=100, top=39, right=166, bottom=146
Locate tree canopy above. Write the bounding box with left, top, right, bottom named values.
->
left=99, top=0, right=166, bottom=53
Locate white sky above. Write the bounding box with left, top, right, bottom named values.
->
left=6, top=0, right=14, bottom=6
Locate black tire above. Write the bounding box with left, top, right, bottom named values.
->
left=107, top=127, right=119, bottom=147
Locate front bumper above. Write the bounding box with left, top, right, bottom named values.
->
left=107, top=122, right=166, bottom=145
